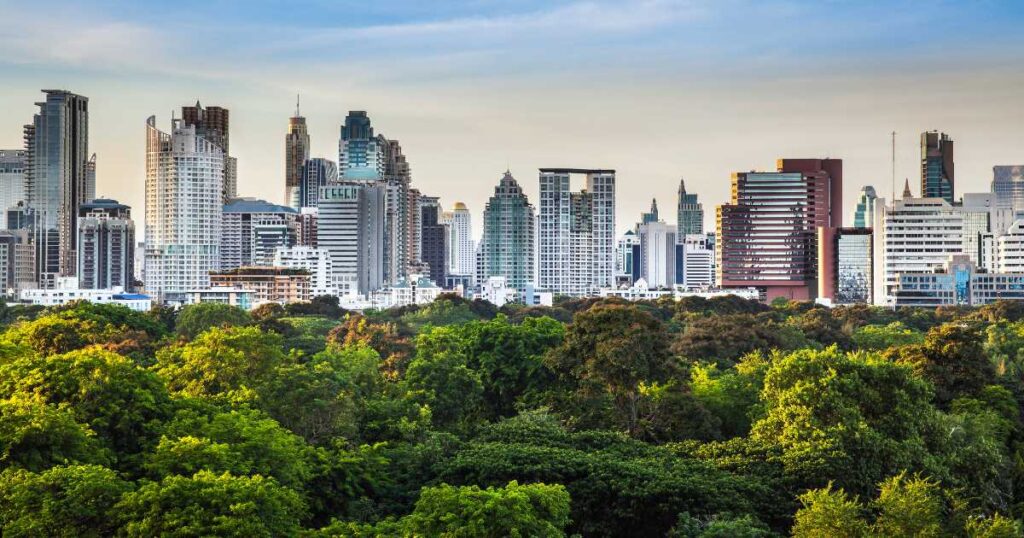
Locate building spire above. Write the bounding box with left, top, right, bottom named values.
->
left=295, top=94, right=300, bottom=117
left=902, top=178, right=912, bottom=199
left=678, top=178, right=686, bottom=193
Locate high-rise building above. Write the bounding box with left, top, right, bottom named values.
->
left=992, top=166, right=1024, bottom=212
left=442, top=202, right=474, bottom=277
left=144, top=116, right=224, bottom=305
left=677, top=179, right=704, bottom=235
left=717, top=158, right=842, bottom=301
left=852, top=185, right=879, bottom=229
left=637, top=221, right=676, bottom=288
left=317, top=183, right=386, bottom=296
left=297, top=207, right=318, bottom=247
left=640, top=198, right=659, bottom=225
left=182, top=102, right=235, bottom=201
left=477, top=171, right=536, bottom=294
left=338, top=111, right=383, bottom=177
left=407, top=188, right=422, bottom=271
left=681, top=233, right=715, bottom=289
left=299, top=158, right=337, bottom=209
left=24, top=90, right=92, bottom=285
left=615, top=230, right=641, bottom=281
left=881, top=194, right=963, bottom=304
left=285, top=100, right=310, bottom=208
left=537, top=168, right=615, bottom=296
left=0, top=150, right=26, bottom=213
left=997, top=220, right=1024, bottom=273
left=77, top=198, right=134, bottom=291
left=221, top=197, right=299, bottom=270
left=921, top=131, right=954, bottom=204
left=960, top=193, right=994, bottom=266
left=0, top=230, right=35, bottom=294
left=817, top=227, right=873, bottom=304
left=419, top=199, right=448, bottom=286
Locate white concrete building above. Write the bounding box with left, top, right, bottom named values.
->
left=478, top=276, right=519, bottom=307
left=997, top=221, right=1024, bottom=273
left=882, top=196, right=964, bottom=305
left=273, top=245, right=336, bottom=297
left=317, top=183, right=386, bottom=296
left=144, top=116, right=224, bottom=305
left=442, top=202, right=474, bottom=277
left=185, top=287, right=254, bottom=310
left=381, top=273, right=442, bottom=307
left=20, top=278, right=151, bottom=311
left=538, top=168, right=615, bottom=296
left=638, top=221, right=676, bottom=288
left=681, top=234, right=715, bottom=289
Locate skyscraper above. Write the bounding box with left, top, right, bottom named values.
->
left=442, top=202, right=474, bottom=277
left=992, top=165, right=1024, bottom=212
left=537, top=168, right=615, bottom=296
left=285, top=100, right=310, bottom=208
left=477, top=171, right=536, bottom=294
left=0, top=150, right=26, bottom=213
left=317, top=183, right=386, bottom=296
left=182, top=102, right=236, bottom=201
left=676, top=179, right=704, bottom=235
left=881, top=195, right=963, bottom=304
left=637, top=221, right=676, bottom=288
left=144, top=116, right=224, bottom=304
left=338, top=111, right=383, bottom=176
left=77, top=198, right=134, bottom=291
left=299, top=158, right=338, bottom=208
left=640, top=198, right=659, bottom=225
left=24, top=90, right=92, bottom=285
left=920, top=131, right=954, bottom=204
left=717, top=158, right=841, bottom=301
left=221, top=197, right=299, bottom=270
left=419, top=198, right=447, bottom=285
left=852, top=185, right=879, bottom=228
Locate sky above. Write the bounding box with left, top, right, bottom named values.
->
left=2, top=0, right=1024, bottom=238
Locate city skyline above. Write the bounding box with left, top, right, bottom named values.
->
left=3, top=1, right=1024, bottom=238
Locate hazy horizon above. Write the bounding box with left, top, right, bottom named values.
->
left=3, top=0, right=1024, bottom=237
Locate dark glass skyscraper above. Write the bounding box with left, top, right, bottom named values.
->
left=920, top=131, right=954, bottom=204
left=477, top=171, right=536, bottom=293
left=24, top=90, right=92, bottom=285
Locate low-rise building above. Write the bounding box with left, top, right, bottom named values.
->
left=185, top=287, right=255, bottom=310
left=209, top=266, right=312, bottom=305
left=894, top=254, right=1024, bottom=307
left=273, top=246, right=336, bottom=297
left=19, top=278, right=152, bottom=311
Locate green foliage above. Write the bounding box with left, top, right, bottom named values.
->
left=791, top=484, right=869, bottom=538
left=174, top=303, right=253, bottom=339
left=888, top=322, right=996, bottom=406
left=402, top=481, right=570, bottom=537
left=871, top=473, right=943, bottom=537
left=0, top=464, right=130, bottom=537
left=670, top=512, right=778, bottom=538
left=851, top=321, right=925, bottom=351
left=0, top=396, right=109, bottom=471
left=115, top=470, right=306, bottom=537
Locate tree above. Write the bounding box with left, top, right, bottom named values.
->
left=689, top=353, right=768, bottom=438
left=0, top=396, right=108, bottom=471
left=673, top=314, right=808, bottom=366
left=154, top=326, right=287, bottom=401
left=174, top=303, right=252, bottom=339
left=669, top=512, right=778, bottom=538
left=401, top=481, right=571, bottom=537
left=964, top=514, right=1024, bottom=538
left=851, top=322, right=925, bottom=351
left=115, top=471, right=306, bottom=537
left=790, top=484, right=869, bottom=538
left=404, top=349, right=484, bottom=431
left=888, top=323, right=995, bottom=406
left=0, top=348, right=172, bottom=456
left=871, top=473, right=943, bottom=538
left=0, top=464, right=131, bottom=537
left=546, top=303, right=675, bottom=434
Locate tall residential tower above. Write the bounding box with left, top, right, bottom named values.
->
left=476, top=171, right=536, bottom=294
left=285, top=99, right=310, bottom=208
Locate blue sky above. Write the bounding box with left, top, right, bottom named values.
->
left=2, top=0, right=1024, bottom=235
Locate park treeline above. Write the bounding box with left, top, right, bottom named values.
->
left=2, top=294, right=1024, bottom=536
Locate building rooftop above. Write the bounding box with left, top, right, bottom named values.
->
left=223, top=197, right=298, bottom=214
left=538, top=168, right=615, bottom=174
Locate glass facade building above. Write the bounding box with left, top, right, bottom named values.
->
left=920, top=131, right=954, bottom=204
left=992, top=165, right=1024, bottom=212
left=299, top=158, right=338, bottom=209
left=677, top=179, right=704, bottom=236
left=476, top=171, right=536, bottom=295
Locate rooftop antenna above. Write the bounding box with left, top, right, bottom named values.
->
left=295, top=94, right=300, bottom=117
left=891, top=130, right=896, bottom=200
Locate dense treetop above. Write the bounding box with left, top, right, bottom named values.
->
left=0, top=295, right=1023, bottom=536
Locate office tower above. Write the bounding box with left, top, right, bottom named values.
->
left=299, top=158, right=337, bottom=208
left=442, top=202, right=473, bottom=277
left=144, top=116, right=224, bottom=304
left=285, top=100, right=310, bottom=208
left=881, top=194, right=963, bottom=304
left=852, top=185, right=879, bottom=229
left=420, top=199, right=448, bottom=285
left=24, top=90, right=92, bottom=284
left=992, top=166, right=1024, bottom=212
left=221, top=197, right=299, bottom=270
left=717, top=158, right=841, bottom=301
left=537, top=168, right=616, bottom=296
left=274, top=245, right=335, bottom=297
left=85, top=154, right=96, bottom=202
left=817, top=227, right=872, bottom=304
left=960, top=193, right=994, bottom=265
left=297, top=207, right=318, bottom=246
left=681, top=233, right=714, bottom=289
left=182, top=102, right=235, bottom=201
left=381, top=137, right=410, bottom=281
left=677, top=179, right=704, bottom=235
left=477, top=171, right=536, bottom=293
left=0, top=150, right=26, bottom=213
left=615, top=230, right=640, bottom=280
left=317, top=183, right=385, bottom=296
left=6, top=202, right=33, bottom=231
left=640, top=199, right=659, bottom=225
left=77, top=198, right=134, bottom=290
left=338, top=111, right=383, bottom=176
left=921, top=131, right=954, bottom=204
left=637, top=221, right=676, bottom=288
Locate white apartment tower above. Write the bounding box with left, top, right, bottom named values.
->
left=442, top=202, right=474, bottom=277
left=317, top=183, right=386, bottom=296
left=144, top=116, right=224, bottom=304
left=882, top=194, right=964, bottom=305
left=538, top=168, right=615, bottom=296
left=637, top=221, right=676, bottom=289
